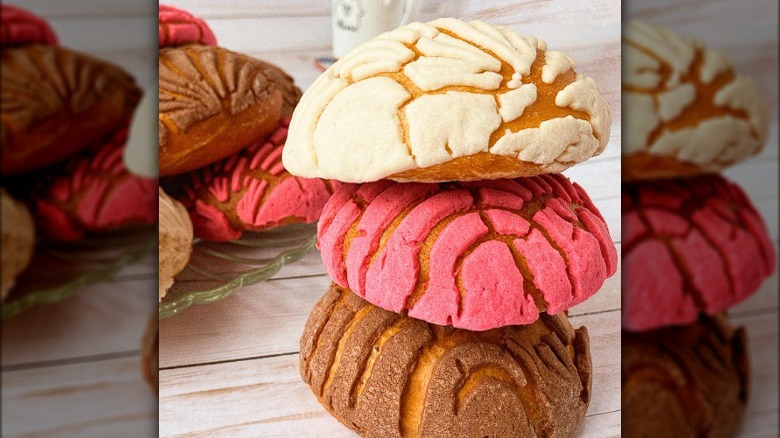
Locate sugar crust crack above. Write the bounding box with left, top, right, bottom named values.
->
left=623, top=21, right=769, bottom=179
left=283, top=18, right=611, bottom=183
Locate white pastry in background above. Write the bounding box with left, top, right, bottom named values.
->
left=1, top=188, right=35, bottom=300
left=158, top=188, right=193, bottom=301
left=124, top=87, right=158, bottom=178
left=622, top=21, right=769, bottom=180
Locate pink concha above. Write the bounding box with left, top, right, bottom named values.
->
left=1, top=5, right=58, bottom=47
left=166, top=119, right=341, bottom=241
left=158, top=5, right=216, bottom=47
left=318, top=175, right=618, bottom=331
left=622, top=175, right=776, bottom=332
left=27, top=125, right=157, bottom=241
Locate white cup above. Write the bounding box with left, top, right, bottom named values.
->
left=332, top=0, right=421, bottom=59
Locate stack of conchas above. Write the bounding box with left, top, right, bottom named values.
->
left=0, top=5, right=155, bottom=300
left=622, top=21, right=775, bottom=437
left=284, top=18, right=617, bottom=436
left=156, top=5, right=340, bottom=300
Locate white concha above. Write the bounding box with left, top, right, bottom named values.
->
left=623, top=21, right=769, bottom=180
left=283, top=18, right=611, bottom=183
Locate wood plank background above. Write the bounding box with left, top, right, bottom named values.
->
left=0, top=2, right=158, bottom=437
left=3, top=0, right=775, bottom=437
left=158, top=0, right=624, bottom=436
left=629, top=1, right=779, bottom=436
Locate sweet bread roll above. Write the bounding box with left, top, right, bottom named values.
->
left=318, top=175, right=617, bottom=331
left=283, top=18, right=611, bottom=183
left=623, top=175, right=774, bottom=332
left=20, top=125, right=157, bottom=242
left=1, top=4, right=58, bottom=46
left=158, top=5, right=217, bottom=47
left=162, top=119, right=341, bottom=241
left=158, top=188, right=193, bottom=300
left=141, top=311, right=158, bottom=391
left=623, top=21, right=768, bottom=180
left=158, top=44, right=302, bottom=176
left=1, top=45, right=141, bottom=176
left=1, top=188, right=35, bottom=300
left=301, top=283, right=592, bottom=438
left=623, top=315, right=748, bottom=437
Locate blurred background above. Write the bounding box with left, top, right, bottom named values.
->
left=624, top=0, right=778, bottom=436
left=1, top=1, right=158, bottom=436
left=155, top=0, right=621, bottom=436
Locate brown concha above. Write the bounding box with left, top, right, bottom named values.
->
left=622, top=314, right=749, bottom=438
left=158, top=44, right=301, bottom=176
left=1, top=45, right=141, bottom=175
left=300, top=283, right=592, bottom=438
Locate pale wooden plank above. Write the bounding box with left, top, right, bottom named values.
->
left=729, top=311, right=779, bottom=422
left=160, top=241, right=621, bottom=369
left=161, top=309, right=619, bottom=437
left=2, top=278, right=156, bottom=367
left=159, top=354, right=351, bottom=438
left=159, top=273, right=329, bottom=368
left=563, top=156, right=621, bottom=203
left=1, top=356, right=156, bottom=437
left=568, top=310, right=622, bottom=416
left=577, top=410, right=620, bottom=438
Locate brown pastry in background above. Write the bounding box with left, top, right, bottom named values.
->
left=301, top=283, right=592, bottom=438
left=141, top=311, right=158, bottom=392
left=158, top=44, right=301, bottom=176
left=1, top=45, right=140, bottom=175
left=622, top=314, right=749, bottom=437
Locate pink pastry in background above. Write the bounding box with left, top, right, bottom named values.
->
left=24, top=125, right=158, bottom=242
left=622, top=175, right=775, bottom=332
left=158, top=4, right=217, bottom=47
left=0, top=4, right=58, bottom=46
left=164, top=119, right=341, bottom=241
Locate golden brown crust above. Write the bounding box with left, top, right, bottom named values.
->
left=622, top=315, right=749, bottom=437
left=1, top=45, right=141, bottom=175
left=300, top=283, right=591, bottom=437
left=158, top=44, right=301, bottom=176
left=390, top=152, right=546, bottom=182
left=622, top=151, right=706, bottom=181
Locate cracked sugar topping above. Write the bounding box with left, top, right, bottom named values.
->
left=622, top=175, right=775, bottom=331
left=318, top=174, right=617, bottom=331
left=623, top=21, right=769, bottom=179
left=283, top=18, right=611, bottom=183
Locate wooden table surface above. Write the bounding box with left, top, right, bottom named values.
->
left=2, top=1, right=775, bottom=437
left=156, top=1, right=627, bottom=436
